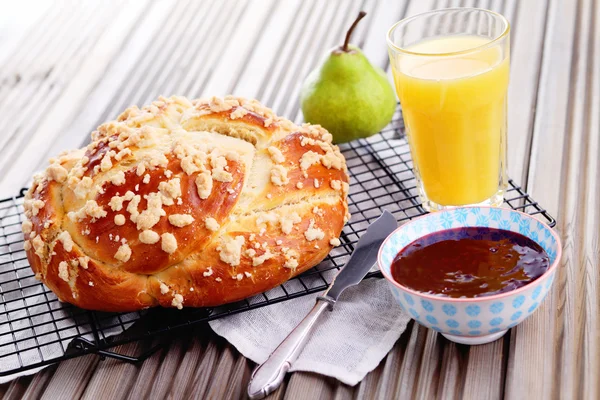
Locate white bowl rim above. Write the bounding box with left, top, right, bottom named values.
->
left=377, top=206, right=562, bottom=303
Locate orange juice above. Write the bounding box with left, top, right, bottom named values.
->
left=392, top=36, right=509, bottom=206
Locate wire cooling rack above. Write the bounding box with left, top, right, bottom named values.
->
left=0, top=106, right=556, bottom=376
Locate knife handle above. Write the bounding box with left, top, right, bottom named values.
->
left=247, top=296, right=335, bottom=400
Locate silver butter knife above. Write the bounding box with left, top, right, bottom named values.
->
left=247, top=210, right=397, bottom=399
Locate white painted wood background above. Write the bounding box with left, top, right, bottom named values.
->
left=0, top=0, right=598, bottom=398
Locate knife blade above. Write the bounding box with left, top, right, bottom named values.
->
left=324, top=209, right=398, bottom=301
left=247, top=210, right=397, bottom=400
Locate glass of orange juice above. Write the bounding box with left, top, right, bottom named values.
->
left=387, top=8, right=509, bottom=211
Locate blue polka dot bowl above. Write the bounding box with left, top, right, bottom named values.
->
left=377, top=206, right=561, bottom=345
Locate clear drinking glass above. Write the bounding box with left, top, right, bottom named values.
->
left=387, top=8, right=509, bottom=211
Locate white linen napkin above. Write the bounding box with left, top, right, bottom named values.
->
left=209, top=277, right=410, bottom=386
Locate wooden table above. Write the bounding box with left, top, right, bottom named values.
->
left=0, top=0, right=598, bottom=398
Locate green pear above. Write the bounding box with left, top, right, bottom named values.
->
left=300, top=11, right=397, bottom=143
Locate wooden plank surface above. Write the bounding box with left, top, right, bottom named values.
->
left=1, top=0, right=599, bottom=399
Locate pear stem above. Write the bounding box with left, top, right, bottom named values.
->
left=342, top=11, right=367, bottom=52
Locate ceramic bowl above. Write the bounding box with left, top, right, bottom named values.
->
left=378, top=206, right=562, bottom=345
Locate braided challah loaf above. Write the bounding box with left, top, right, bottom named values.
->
left=22, top=96, right=349, bottom=312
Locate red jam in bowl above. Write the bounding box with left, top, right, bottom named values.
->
left=391, top=227, right=550, bottom=298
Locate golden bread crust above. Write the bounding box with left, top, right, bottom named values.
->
left=22, top=95, right=349, bottom=311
